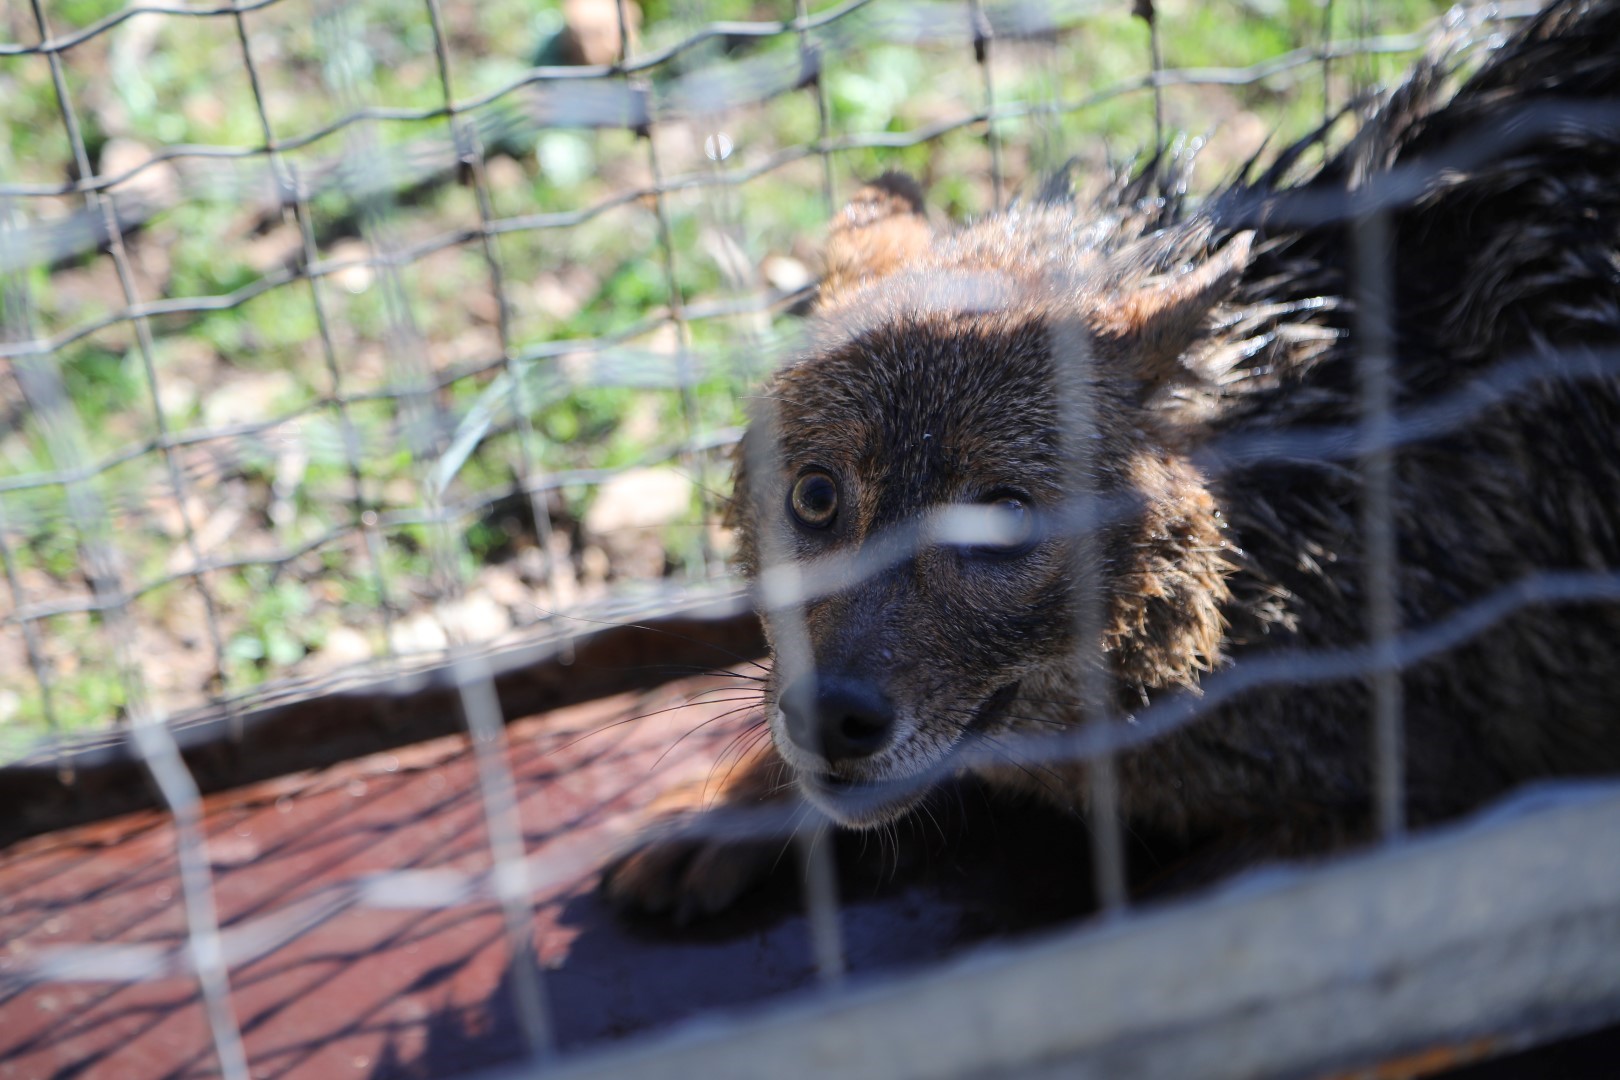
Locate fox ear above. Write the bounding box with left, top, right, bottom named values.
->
left=1091, top=231, right=1254, bottom=390
left=819, top=173, right=932, bottom=305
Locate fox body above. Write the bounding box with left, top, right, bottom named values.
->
left=606, top=0, right=1620, bottom=918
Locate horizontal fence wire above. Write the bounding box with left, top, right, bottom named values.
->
left=7, top=0, right=1619, bottom=1079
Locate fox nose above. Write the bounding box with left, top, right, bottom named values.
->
left=779, top=674, right=896, bottom=763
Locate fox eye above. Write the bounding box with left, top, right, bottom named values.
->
left=789, top=470, right=839, bottom=529
left=971, top=494, right=1036, bottom=556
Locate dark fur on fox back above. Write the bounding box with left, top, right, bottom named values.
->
left=1195, top=0, right=1620, bottom=825
left=731, top=0, right=1620, bottom=850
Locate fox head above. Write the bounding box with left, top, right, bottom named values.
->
left=732, top=173, right=1250, bottom=826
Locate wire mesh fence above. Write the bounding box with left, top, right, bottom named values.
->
left=3, top=0, right=1620, bottom=1077
left=0, top=0, right=1470, bottom=757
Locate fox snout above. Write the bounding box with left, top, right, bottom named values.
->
left=778, top=672, right=898, bottom=765
left=771, top=662, right=940, bottom=827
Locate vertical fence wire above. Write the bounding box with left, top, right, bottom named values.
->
left=311, top=0, right=560, bottom=1056
left=458, top=652, right=559, bottom=1060
left=1320, top=0, right=1338, bottom=125
left=227, top=5, right=403, bottom=666
left=797, top=0, right=839, bottom=215
left=421, top=0, right=568, bottom=646
left=643, top=129, right=721, bottom=586
left=311, top=0, right=454, bottom=624
left=27, top=0, right=238, bottom=731
left=0, top=496, right=58, bottom=742
left=1136, top=0, right=1165, bottom=154
left=746, top=399, right=849, bottom=982
left=15, top=7, right=254, bottom=1074
left=0, top=206, right=58, bottom=744
left=779, top=5, right=850, bottom=967
left=3, top=208, right=252, bottom=1080
left=675, top=0, right=849, bottom=982
left=0, top=222, right=59, bottom=744
left=1023, top=1, right=1066, bottom=193
left=628, top=0, right=725, bottom=593
left=1051, top=320, right=1128, bottom=914
left=796, top=821, right=847, bottom=983
left=969, top=0, right=1005, bottom=207
left=1352, top=208, right=1404, bottom=841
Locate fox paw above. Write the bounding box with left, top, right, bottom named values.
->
left=600, top=826, right=788, bottom=924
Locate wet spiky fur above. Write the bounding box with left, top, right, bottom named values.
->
left=604, top=0, right=1620, bottom=918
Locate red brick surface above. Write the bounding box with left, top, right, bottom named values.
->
left=0, top=673, right=1079, bottom=1079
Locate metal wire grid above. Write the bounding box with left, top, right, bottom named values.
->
left=5, top=0, right=1618, bottom=1077
left=0, top=0, right=1429, bottom=785
left=0, top=0, right=1476, bottom=756
left=0, top=0, right=1011, bottom=744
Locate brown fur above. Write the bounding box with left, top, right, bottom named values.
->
left=817, top=173, right=932, bottom=301
left=604, top=0, right=1620, bottom=917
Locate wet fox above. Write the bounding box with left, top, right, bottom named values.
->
left=606, top=0, right=1620, bottom=919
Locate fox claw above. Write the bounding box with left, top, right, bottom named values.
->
left=600, top=826, right=786, bottom=924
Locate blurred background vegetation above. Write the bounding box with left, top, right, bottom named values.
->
left=0, top=0, right=1452, bottom=757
